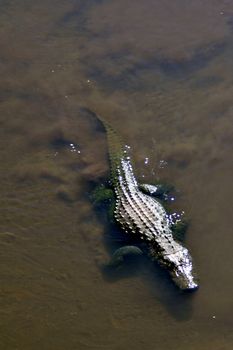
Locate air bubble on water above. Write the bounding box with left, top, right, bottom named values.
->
left=158, top=160, right=168, bottom=169
left=69, top=143, right=81, bottom=154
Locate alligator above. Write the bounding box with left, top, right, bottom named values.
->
left=88, top=110, right=198, bottom=291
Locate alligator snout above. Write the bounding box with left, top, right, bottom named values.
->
left=170, top=268, right=199, bottom=291
left=165, top=247, right=199, bottom=291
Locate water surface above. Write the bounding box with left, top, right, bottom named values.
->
left=0, top=1, right=233, bottom=349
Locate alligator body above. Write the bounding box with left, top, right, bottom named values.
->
left=94, top=112, right=198, bottom=291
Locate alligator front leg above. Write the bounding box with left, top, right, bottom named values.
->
left=105, top=246, right=143, bottom=269
left=139, top=183, right=174, bottom=200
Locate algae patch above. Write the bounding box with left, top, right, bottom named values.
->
left=90, top=184, right=115, bottom=221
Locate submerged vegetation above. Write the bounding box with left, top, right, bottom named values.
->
left=171, top=217, right=189, bottom=242
left=90, top=183, right=115, bottom=222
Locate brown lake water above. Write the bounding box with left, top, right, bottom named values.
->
left=0, top=1, right=233, bottom=349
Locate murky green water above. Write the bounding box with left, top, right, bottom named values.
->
left=0, top=1, right=233, bottom=349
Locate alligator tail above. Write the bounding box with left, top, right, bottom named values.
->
left=80, top=108, right=126, bottom=186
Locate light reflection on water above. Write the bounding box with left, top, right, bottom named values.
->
left=0, top=0, right=233, bottom=349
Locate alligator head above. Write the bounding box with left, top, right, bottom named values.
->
left=163, top=247, right=199, bottom=291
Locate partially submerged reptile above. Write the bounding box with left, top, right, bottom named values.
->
left=89, top=110, right=198, bottom=291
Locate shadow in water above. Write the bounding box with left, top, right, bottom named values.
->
left=141, top=260, right=196, bottom=321
left=85, top=41, right=227, bottom=91
left=99, top=218, right=196, bottom=321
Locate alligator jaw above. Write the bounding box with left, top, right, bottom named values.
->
left=170, top=265, right=199, bottom=291
left=166, top=248, right=199, bottom=291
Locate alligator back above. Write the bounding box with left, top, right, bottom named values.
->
left=93, top=113, right=173, bottom=244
